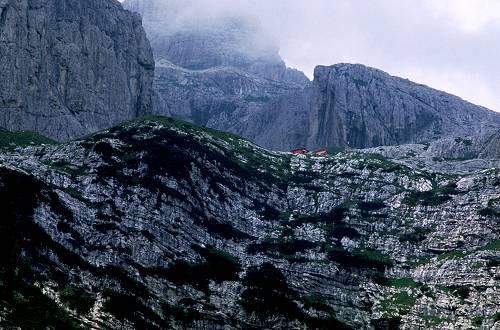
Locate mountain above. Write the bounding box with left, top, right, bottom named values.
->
left=123, top=0, right=500, bottom=151
left=0, top=116, right=498, bottom=329
left=0, top=0, right=154, bottom=141
left=216, top=63, right=500, bottom=151
left=122, top=0, right=310, bottom=129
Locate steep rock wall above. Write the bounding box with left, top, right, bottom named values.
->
left=0, top=0, right=154, bottom=140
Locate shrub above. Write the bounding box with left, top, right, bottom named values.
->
left=387, top=278, right=420, bottom=288
left=455, top=137, right=473, bottom=146
left=59, top=286, right=95, bottom=314
left=478, top=207, right=500, bottom=218
left=399, top=227, right=433, bottom=243
left=240, top=263, right=300, bottom=318
left=103, top=290, right=165, bottom=329
left=381, top=292, right=416, bottom=311
left=94, top=141, right=115, bottom=159
left=371, top=317, right=402, bottom=330
left=166, top=247, right=241, bottom=291
left=196, top=217, right=252, bottom=241
left=482, top=240, right=500, bottom=251
left=403, top=184, right=459, bottom=207
left=358, top=201, right=387, bottom=212
left=326, top=246, right=393, bottom=271
left=447, top=286, right=470, bottom=300
left=302, top=294, right=334, bottom=312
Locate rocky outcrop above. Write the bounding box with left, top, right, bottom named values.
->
left=0, top=117, right=498, bottom=329
left=0, top=0, right=154, bottom=141
left=122, top=0, right=309, bottom=128
left=242, top=64, right=500, bottom=150
left=123, top=0, right=500, bottom=152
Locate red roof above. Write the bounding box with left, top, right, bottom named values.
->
left=291, top=148, right=308, bottom=155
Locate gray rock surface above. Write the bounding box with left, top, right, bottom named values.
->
left=0, top=117, right=498, bottom=329
left=359, top=129, right=500, bottom=175
left=122, top=0, right=310, bottom=130
left=123, top=0, right=500, bottom=152
left=244, top=64, right=500, bottom=151
left=0, top=0, right=154, bottom=141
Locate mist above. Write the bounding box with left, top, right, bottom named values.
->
left=120, top=0, right=500, bottom=112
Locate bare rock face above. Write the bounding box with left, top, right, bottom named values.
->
left=244, top=64, right=500, bottom=151
left=122, top=0, right=309, bottom=128
left=305, top=64, right=500, bottom=150
left=123, top=0, right=500, bottom=152
left=0, top=0, right=154, bottom=141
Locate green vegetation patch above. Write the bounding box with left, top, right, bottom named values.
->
left=60, top=285, right=95, bottom=314
left=239, top=263, right=349, bottom=329
left=166, top=247, right=242, bottom=292
left=438, top=285, right=470, bottom=300
left=43, top=160, right=88, bottom=177
left=481, top=239, right=500, bottom=251
left=195, top=217, right=253, bottom=241
left=455, top=137, right=473, bottom=146
left=437, top=250, right=467, bottom=260
left=421, top=315, right=450, bottom=326
left=399, top=227, right=433, bottom=243
left=302, top=294, right=335, bottom=312
left=325, top=245, right=393, bottom=271
left=403, top=184, right=460, bottom=207
left=240, top=262, right=300, bottom=318
left=103, top=290, right=166, bottom=329
left=471, top=316, right=485, bottom=326
left=0, top=129, right=57, bottom=149
left=247, top=238, right=316, bottom=262
left=161, top=303, right=203, bottom=325
left=358, top=200, right=388, bottom=219
left=380, top=292, right=417, bottom=315
left=387, top=278, right=420, bottom=288
left=478, top=207, right=500, bottom=218
left=354, top=153, right=406, bottom=173
left=404, top=255, right=433, bottom=267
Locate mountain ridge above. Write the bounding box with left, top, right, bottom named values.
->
left=238, top=63, right=500, bottom=150
left=0, top=116, right=498, bottom=329
left=123, top=0, right=500, bottom=151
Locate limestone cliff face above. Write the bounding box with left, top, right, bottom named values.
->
left=240, top=64, right=500, bottom=151
left=0, top=0, right=154, bottom=141
left=122, top=0, right=309, bottom=128
left=304, top=64, right=500, bottom=150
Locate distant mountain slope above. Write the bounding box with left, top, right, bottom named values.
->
left=0, top=0, right=154, bottom=141
left=0, top=116, right=498, bottom=329
left=122, top=0, right=310, bottom=129
left=356, top=128, right=500, bottom=174
left=124, top=0, right=500, bottom=151
left=242, top=64, right=500, bottom=150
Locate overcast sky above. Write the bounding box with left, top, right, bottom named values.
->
left=121, top=0, right=500, bottom=112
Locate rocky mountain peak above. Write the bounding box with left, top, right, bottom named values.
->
left=232, top=63, right=500, bottom=152
left=122, top=0, right=309, bottom=84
